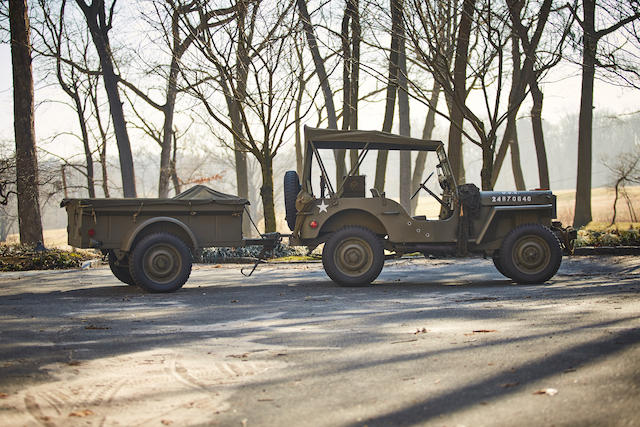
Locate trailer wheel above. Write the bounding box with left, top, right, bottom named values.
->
left=284, top=170, right=301, bottom=231
left=322, top=226, right=384, bottom=286
left=129, top=233, right=192, bottom=293
left=499, top=224, right=562, bottom=284
left=491, top=251, right=509, bottom=278
left=108, top=250, right=135, bottom=286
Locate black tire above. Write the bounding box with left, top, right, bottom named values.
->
left=129, top=233, right=192, bottom=293
left=491, top=251, right=510, bottom=278
left=284, top=170, right=301, bottom=231
left=322, top=226, right=384, bottom=286
left=108, top=250, right=136, bottom=286
left=499, top=224, right=562, bottom=284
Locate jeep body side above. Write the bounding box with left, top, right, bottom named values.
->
left=285, top=126, right=573, bottom=286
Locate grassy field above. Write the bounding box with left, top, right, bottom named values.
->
left=7, top=186, right=639, bottom=249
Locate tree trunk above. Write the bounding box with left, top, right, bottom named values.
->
left=297, top=0, right=345, bottom=183
left=158, top=55, right=179, bottom=198
left=574, top=0, right=596, bottom=228
left=260, top=154, right=276, bottom=232
left=396, top=0, right=411, bottom=212
left=77, top=0, right=136, bottom=197
left=447, top=0, right=475, bottom=186
left=294, top=46, right=305, bottom=177
left=410, top=81, right=441, bottom=215
left=480, top=136, right=494, bottom=190
left=9, top=0, right=44, bottom=244
left=233, top=3, right=251, bottom=235
left=374, top=0, right=401, bottom=192
left=71, top=94, right=96, bottom=197
left=530, top=79, right=550, bottom=189
left=492, top=29, right=525, bottom=190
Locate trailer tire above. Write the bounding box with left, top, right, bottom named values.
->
left=322, top=226, right=384, bottom=286
left=108, top=250, right=135, bottom=286
left=129, top=232, right=192, bottom=293
left=499, top=224, right=562, bottom=284
left=284, top=170, right=301, bottom=231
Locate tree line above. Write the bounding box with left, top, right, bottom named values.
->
left=3, top=0, right=640, bottom=243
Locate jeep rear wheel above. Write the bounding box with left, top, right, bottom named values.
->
left=499, top=224, right=562, bottom=284
left=322, top=226, right=384, bottom=286
left=129, top=233, right=192, bottom=293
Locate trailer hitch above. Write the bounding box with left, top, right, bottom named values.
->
left=241, top=232, right=283, bottom=277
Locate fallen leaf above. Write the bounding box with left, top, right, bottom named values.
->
left=231, top=300, right=239, bottom=303
left=0, top=392, right=8, bottom=398
left=84, top=324, right=109, bottom=330
left=161, top=420, right=173, bottom=425
left=69, top=409, right=94, bottom=417
left=472, top=330, right=497, bottom=333
left=501, top=382, right=519, bottom=388
left=214, top=264, right=222, bottom=268
left=414, top=328, right=428, bottom=334
left=533, top=388, right=558, bottom=396
left=228, top=353, right=249, bottom=359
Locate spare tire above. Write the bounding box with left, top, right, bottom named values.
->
left=284, top=170, right=301, bottom=231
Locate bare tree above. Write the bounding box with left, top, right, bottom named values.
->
left=605, top=147, right=640, bottom=224
left=184, top=0, right=301, bottom=231
left=396, top=0, right=412, bottom=211
left=569, top=1, right=640, bottom=227
left=9, top=0, right=44, bottom=244
left=374, top=0, right=402, bottom=192
left=74, top=0, right=136, bottom=197
left=297, top=0, right=346, bottom=183
left=342, top=0, right=361, bottom=172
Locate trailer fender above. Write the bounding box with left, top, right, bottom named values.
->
left=122, top=217, right=198, bottom=252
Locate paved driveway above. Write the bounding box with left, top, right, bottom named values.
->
left=1, top=256, right=639, bottom=426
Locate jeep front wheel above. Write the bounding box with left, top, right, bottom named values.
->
left=499, top=224, right=562, bottom=284
left=322, top=226, right=384, bottom=286
left=129, top=233, right=192, bottom=293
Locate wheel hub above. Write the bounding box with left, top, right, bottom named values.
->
left=335, top=238, right=373, bottom=276
left=144, top=244, right=180, bottom=283
left=514, top=236, right=550, bottom=274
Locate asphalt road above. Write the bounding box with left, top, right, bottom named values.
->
left=1, top=255, right=639, bottom=426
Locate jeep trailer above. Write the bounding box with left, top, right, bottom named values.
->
left=283, top=126, right=576, bottom=286
left=61, top=185, right=282, bottom=293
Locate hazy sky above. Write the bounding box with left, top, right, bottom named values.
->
left=0, top=37, right=638, bottom=179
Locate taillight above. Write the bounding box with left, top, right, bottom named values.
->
left=88, top=228, right=96, bottom=237
left=309, top=220, right=318, bottom=229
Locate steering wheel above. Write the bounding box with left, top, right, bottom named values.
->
left=410, top=172, right=435, bottom=200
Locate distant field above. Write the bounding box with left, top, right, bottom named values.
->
left=6, top=186, right=639, bottom=248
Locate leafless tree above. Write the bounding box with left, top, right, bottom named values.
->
left=604, top=147, right=640, bottom=224
left=568, top=0, right=640, bottom=227
left=74, top=0, right=136, bottom=197
left=9, top=0, right=44, bottom=244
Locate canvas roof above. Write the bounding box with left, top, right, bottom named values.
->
left=173, top=185, right=248, bottom=205
left=304, top=126, right=443, bottom=151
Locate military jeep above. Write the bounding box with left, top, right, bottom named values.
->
left=285, top=126, right=575, bottom=286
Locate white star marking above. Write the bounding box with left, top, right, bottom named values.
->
left=317, top=200, right=329, bottom=213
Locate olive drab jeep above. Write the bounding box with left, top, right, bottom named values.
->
left=284, top=126, right=576, bottom=286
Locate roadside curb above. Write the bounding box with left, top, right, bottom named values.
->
left=573, top=246, right=640, bottom=256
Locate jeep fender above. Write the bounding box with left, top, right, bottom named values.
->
left=475, top=204, right=554, bottom=245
